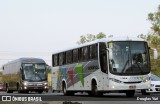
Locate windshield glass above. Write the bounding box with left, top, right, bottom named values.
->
left=108, top=41, right=150, bottom=75
left=22, top=63, right=47, bottom=81
left=151, top=74, right=160, bottom=81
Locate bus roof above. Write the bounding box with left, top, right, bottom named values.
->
left=3, top=58, right=45, bottom=66
left=52, top=36, right=145, bottom=55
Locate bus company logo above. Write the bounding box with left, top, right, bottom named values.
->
left=1, top=96, right=42, bottom=102
left=129, top=75, right=149, bottom=82
left=2, top=96, right=11, bottom=101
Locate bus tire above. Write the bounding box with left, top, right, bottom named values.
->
left=6, top=86, right=13, bottom=93
left=24, top=90, right=29, bottom=93
left=17, top=83, right=22, bottom=93
left=141, top=89, right=150, bottom=95
left=68, top=91, right=74, bottom=96
left=62, top=82, right=68, bottom=96
left=126, top=90, right=135, bottom=97
left=91, top=80, right=103, bottom=96
left=38, top=90, right=43, bottom=94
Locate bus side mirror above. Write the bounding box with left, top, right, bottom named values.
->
left=150, top=48, right=158, bottom=59
left=107, top=48, right=113, bottom=60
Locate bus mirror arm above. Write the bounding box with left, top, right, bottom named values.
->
left=150, top=48, right=158, bottom=59
left=20, top=67, right=22, bottom=71
left=106, top=48, right=113, bottom=60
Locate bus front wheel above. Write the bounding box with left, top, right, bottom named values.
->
left=6, top=86, right=13, bottom=93
left=141, top=89, right=150, bottom=95
left=91, top=81, right=103, bottom=96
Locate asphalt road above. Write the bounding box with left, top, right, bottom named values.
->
left=0, top=91, right=160, bottom=104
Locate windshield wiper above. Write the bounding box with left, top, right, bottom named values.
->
left=122, top=52, right=130, bottom=73
left=121, top=59, right=129, bottom=73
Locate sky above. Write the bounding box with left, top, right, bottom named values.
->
left=0, top=0, right=160, bottom=67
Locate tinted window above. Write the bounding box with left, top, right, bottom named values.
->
left=73, top=49, right=78, bottom=63
left=66, top=51, right=72, bottom=64
left=89, top=44, right=98, bottom=59
left=59, top=53, right=63, bottom=65
left=99, top=43, right=107, bottom=73
left=79, top=48, right=83, bottom=61
left=83, top=47, right=89, bottom=60
left=53, top=54, right=58, bottom=66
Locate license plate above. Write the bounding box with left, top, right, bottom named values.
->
left=129, top=85, right=136, bottom=89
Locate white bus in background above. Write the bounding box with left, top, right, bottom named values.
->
left=51, top=36, right=158, bottom=97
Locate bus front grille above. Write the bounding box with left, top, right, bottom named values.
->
left=123, top=81, right=142, bottom=84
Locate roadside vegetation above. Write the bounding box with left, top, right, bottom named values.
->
left=138, top=5, right=160, bottom=76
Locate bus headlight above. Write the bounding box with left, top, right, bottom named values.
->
left=109, top=78, right=122, bottom=83
left=23, top=82, right=28, bottom=86
left=44, top=82, right=48, bottom=86
left=142, top=77, right=150, bottom=82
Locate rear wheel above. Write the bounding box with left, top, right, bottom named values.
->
left=62, top=82, right=68, bottom=96
left=126, top=90, right=135, bottom=97
left=62, top=82, right=74, bottom=96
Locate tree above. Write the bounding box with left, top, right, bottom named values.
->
left=77, top=35, right=87, bottom=45
left=77, top=32, right=106, bottom=44
left=138, top=5, right=160, bottom=46
left=145, top=5, right=160, bottom=76
left=137, top=34, right=147, bottom=40
left=148, top=5, right=160, bottom=36
left=96, top=32, right=106, bottom=39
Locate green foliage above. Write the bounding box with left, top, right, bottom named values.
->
left=148, top=5, right=160, bottom=36
left=138, top=35, right=160, bottom=76
left=96, top=32, right=106, bottom=39
left=77, top=32, right=106, bottom=44
left=77, top=35, right=87, bottom=45
left=137, top=34, right=147, bottom=40
left=138, top=5, right=160, bottom=76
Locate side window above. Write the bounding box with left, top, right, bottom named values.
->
left=63, top=52, right=66, bottom=65
left=79, top=48, right=83, bottom=61
left=83, top=47, right=89, bottom=60
left=66, top=51, right=72, bottom=64
left=89, top=44, right=98, bottom=59
left=52, top=55, right=54, bottom=66
left=73, top=49, right=78, bottom=63
left=59, top=53, right=63, bottom=66
left=53, top=54, right=58, bottom=66
left=99, top=43, right=108, bottom=73
left=79, top=47, right=89, bottom=61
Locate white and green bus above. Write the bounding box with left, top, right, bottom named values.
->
left=51, top=36, right=158, bottom=97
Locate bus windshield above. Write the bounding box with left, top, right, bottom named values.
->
left=108, top=41, right=150, bottom=75
left=22, top=64, right=47, bottom=81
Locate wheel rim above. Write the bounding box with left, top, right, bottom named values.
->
left=63, top=84, right=66, bottom=95
left=94, top=85, right=98, bottom=96
left=92, top=83, right=98, bottom=96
